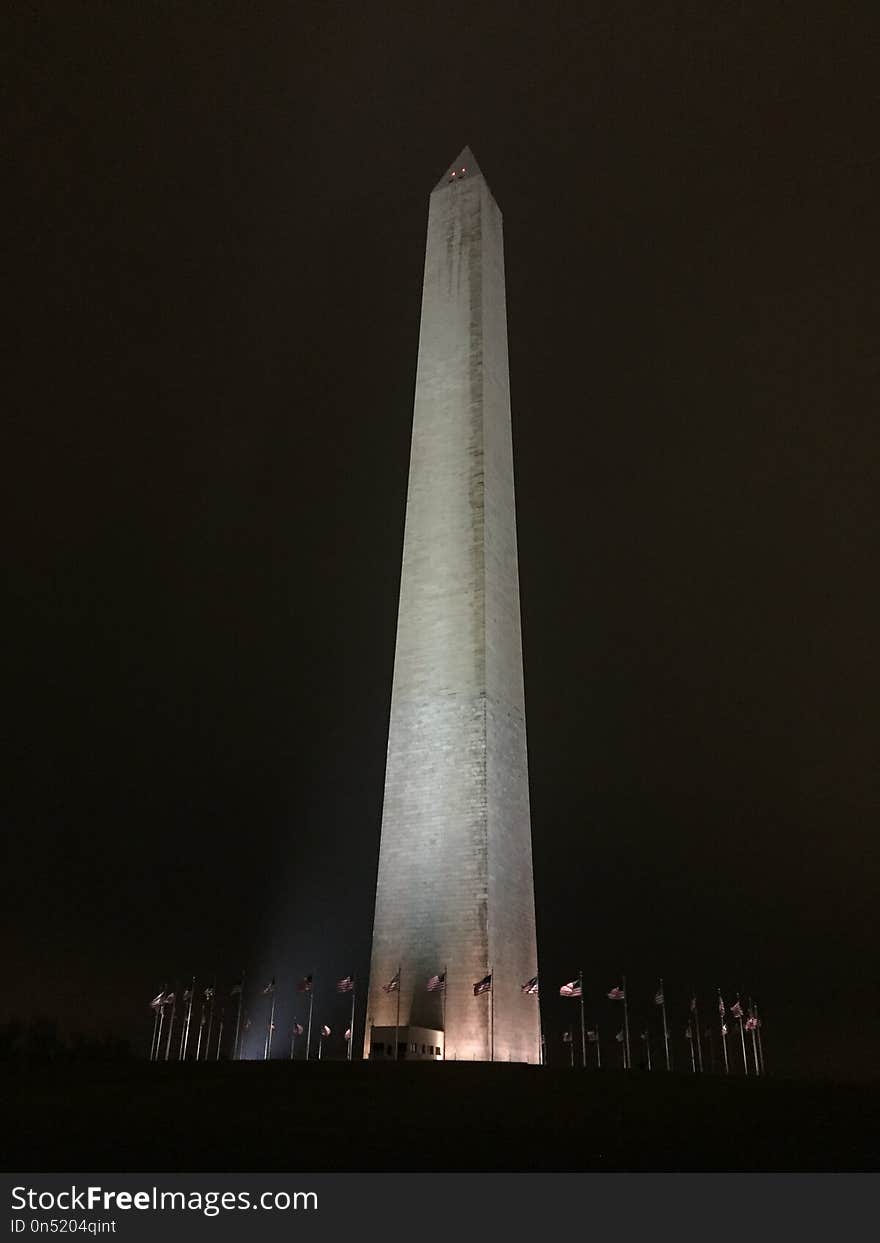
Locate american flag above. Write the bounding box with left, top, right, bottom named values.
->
left=521, top=976, right=539, bottom=995
left=150, top=992, right=165, bottom=1009
left=321, top=1025, right=331, bottom=1038
left=292, top=1022, right=304, bottom=1036
left=560, top=977, right=582, bottom=998
left=297, top=975, right=313, bottom=993
left=608, top=986, right=625, bottom=1000
left=745, top=1016, right=760, bottom=1031
left=654, top=987, right=664, bottom=1006
left=204, top=987, right=215, bottom=1000
left=473, top=974, right=492, bottom=996
left=730, top=1000, right=743, bottom=1019
left=382, top=970, right=400, bottom=994
left=718, top=994, right=726, bottom=1017
left=336, top=975, right=355, bottom=993
left=721, top=1022, right=728, bottom=1037
left=262, top=979, right=275, bottom=996
left=427, top=973, right=446, bottom=992
left=344, top=1028, right=351, bottom=1041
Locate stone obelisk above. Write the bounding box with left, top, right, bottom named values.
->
left=365, top=148, right=540, bottom=1063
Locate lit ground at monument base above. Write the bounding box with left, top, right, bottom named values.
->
left=6, top=1062, right=878, bottom=1172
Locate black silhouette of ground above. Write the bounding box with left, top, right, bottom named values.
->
left=6, top=1060, right=878, bottom=1172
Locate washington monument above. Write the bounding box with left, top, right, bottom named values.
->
left=365, top=148, right=540, bottom=1063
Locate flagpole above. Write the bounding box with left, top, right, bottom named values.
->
left=307, top=980, right=315, bottom=1061
left=442, top=964, right=447, bottom=1061
left=660, top=978, right=670, bottom=1071
left=748, top=998, right=760, bottom=1075
left=232, top=971, right=245, bottom=1061
left=596, top=1027, right=601, bottom=1070
left=719, top=989, right=729, bottom=1074
left=693, top=991, right=704, bottom=1073
left=622, top=975, right=631, bottom=1070
left=180, top=978, right=194, bottom=1060
left=264, top=989, right=276, bottom=1061
left=289, top=1024, right=295, bottom=1060
left=394, top=963, right=401, bottom=1062
left=195, top=1003, right=205, bottom=1061
left=579, top=969, right=586, bottom=1069
left=737, top=994, right=748, bottom=1075
left=164, top=988, right=177, bottom=1061
left=215, top=1011, right=224, bottom=1060
left=755, top=1001, right=765, bottom=1074
left=688, top=1025, right=695, bottom=1072
left=149, top=1002, right=160, bottom=1061
left=348, top=982, right=356, bottom=1062
left=155, top=999, right=166, bottom=1063
left=568, top=1029, right=574, bottom=1068
left=490, top=966, right=495, bottom=1063
left=205, top=980, right=216, bottom=1061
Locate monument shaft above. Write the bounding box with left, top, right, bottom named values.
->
left=366, top=150, right=540, bottom=1063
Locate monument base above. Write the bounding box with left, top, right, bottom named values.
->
left=367, top=1025, right=444, bottom=1061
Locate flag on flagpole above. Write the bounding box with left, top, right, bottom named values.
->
left=560, top=977, right=583, bottom=998
left=615, top=1030, right=624, bottom=1042
left=690, top=995, right=697, bottom=1012
left=321, top=1025, right=331, bottom=1038
left=640, top=1030, right=649, bottom=1041
left=608, top=986, right=625, bottom=1000
left=183, top=988, right=193, bottom=1002
left=297, top=975, right=313, bottom=993
left=685, top=1023, right=693, bottom=1040
left=292, top=1022, right=304, bottom=1036
left=150, top=992, right=165, bottom=1009
left=204, top=987, right=215, bottom=1000
left=521, top=976, right=539, bottom=995
left=163, top=992, right=175, bottom=1005
left=382, top=970, right=400, bottom=994
left=473, top=974, right=492, bottom=996
left=562, top=1030, right=573, bottom=1044
left=427, top=973, right=446, bottom=992
left=721, top=1023, right=728, bottom=1036
left=718, top=994, right=726, bottom=1017
left=654, top=987, right=665, bottom=1006
left=336, top=975, right=355, bottom=993
left=261, top=979, right=275, bottom=996
left=586, top=1029, right=599, bottom=1043
left=745, top=1016, right=759, bottom=1031
left=731, top=1000, right=743, bottom=1019
left=344, top=1028, right=351, bottom=1041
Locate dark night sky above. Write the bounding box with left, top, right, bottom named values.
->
left=6, top=3, right=879, bottom=1077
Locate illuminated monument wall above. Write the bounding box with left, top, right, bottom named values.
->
left=365, top=148, right=540, bottom=1063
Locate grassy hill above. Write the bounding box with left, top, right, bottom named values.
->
left=5, top=1060, right=878, bottom=1172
